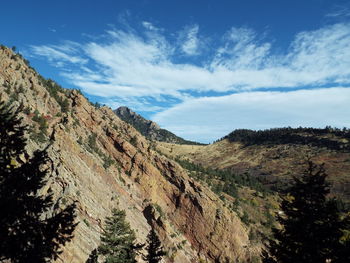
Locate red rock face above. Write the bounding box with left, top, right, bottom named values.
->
left=0, top=46, right=253, bottom=262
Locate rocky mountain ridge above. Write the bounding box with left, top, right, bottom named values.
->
left=114, top=106, right=201, bottom=145
left=0, top=45, right=257, bottom=262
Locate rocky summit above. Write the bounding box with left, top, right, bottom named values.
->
left=114, top=106, right=201, bottom=145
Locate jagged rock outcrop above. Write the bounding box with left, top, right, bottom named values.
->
left=0, top=46, right=256, bottom=262
left=114, top=106, right=201, bottom=145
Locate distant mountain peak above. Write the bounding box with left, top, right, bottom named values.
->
left=116, top=106, right=161, bottom=130
left=114, top=106, right=202, bottom=145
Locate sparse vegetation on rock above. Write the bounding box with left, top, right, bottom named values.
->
left=38, top=76, right=70, bottom=113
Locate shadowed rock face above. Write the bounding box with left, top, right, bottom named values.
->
left=114, top=106, right=202, bottom=145
left=0, top=46, right=254, bottom=263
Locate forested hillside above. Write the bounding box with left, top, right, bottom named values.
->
left=223, top=127, right=350, bottom=151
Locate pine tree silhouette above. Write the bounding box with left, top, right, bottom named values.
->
left=262, top=160, right=350, bottom=263
left=143, top=227, right=166, bottom=263
left=0, top=101, right=77, bottom=263
left=85, top=248, right=98, bottom=263
left=98, top=208, right=143, bottom=263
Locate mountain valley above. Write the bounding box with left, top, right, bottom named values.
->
left=0, top=45, right=349, bottom=263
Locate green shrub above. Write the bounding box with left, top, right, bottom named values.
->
left=83, top=219, right=90, bottom=227
left=31, top=110, right=48, bottom=143
left=118, top=175, right=126, bottom=185
left=103, top=155, right=115, bottom=169
left=87, top=133, right=97, bottom=152
left=129, top=136, right=137, bottom=146
left=240, top=210, right=250, bottom=225
left=23, top=106, right=31, bottom=115
left=77, top=136, right=83, bottom=145
left=38, top=76, right=70, bottom=113
left=153, top=203, right=165, bottom=218
left=30, top=131, right=47, bottom=143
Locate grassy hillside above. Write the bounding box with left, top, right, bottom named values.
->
left=156, top=129, right=350, bottom=202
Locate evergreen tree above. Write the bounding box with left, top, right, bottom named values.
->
left=143, top=227, right=166, bottom=263
left=86, top=249, right=98, bottom=263
left=98, top=208, right=143, bottom=263
left=0, top=101, right=77, bottom=262
left=263, top=161, right=350, bottom=263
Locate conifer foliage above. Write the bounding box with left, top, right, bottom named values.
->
left=143, top=227, right=166, bottom=263
left=98, top=208, right=143, bottom=263
left=85, top=249, right=98, bottom=263
left=0, top=101, right=77, bottom=263
left=263, top=161, right=350, bottom=263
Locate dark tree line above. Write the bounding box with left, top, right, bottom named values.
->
left=0, top=101, right=77, bottom=262
left=223, top=127, right=350, bottom=151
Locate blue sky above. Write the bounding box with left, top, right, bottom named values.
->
left=1, top=0, right=350, bottom=143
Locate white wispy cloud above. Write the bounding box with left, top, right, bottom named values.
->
left=30, top=22, right=350, bottom=99
left=30, top=41, right=87, bottom=66
left=29, top=22, right=350, bottom=141
left=178, top=24, right=201, bottom=56
left=326, top=6, right=350, bottom=18
left=152, top=88, right=350, bottom=143
left=142, top=21, right=159, bottom=31
left=287, top=23, right=350, bottom=84
left=211, top=27, right=271, bottom=70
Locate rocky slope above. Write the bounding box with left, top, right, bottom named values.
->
left=0, top=46, right=257, bottom=262
left=114, top=106, right=201, bottom=145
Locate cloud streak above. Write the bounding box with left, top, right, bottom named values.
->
left=30, top=41, right=87, bottom=66
left=31, top=23, right=350, bottom=98
left=178, top=24, right=201, bottom=56
left=29, top=21, right=350, bottom=142
left=326, top=6, right=350, bottom=18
